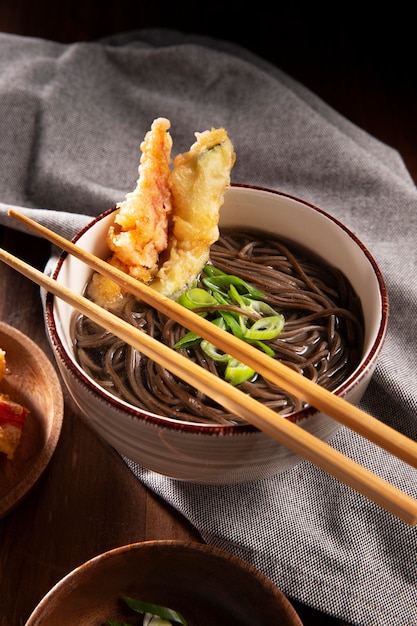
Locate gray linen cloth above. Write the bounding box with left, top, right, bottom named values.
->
left=0, top=29, right=416, bottom=626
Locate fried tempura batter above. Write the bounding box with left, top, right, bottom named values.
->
left=152, top=127, right=236, bottom=296
left=89, top=119, right=235, bottom=308
left=108, top=117, right=173, bottom=282
left=88, top=117, right=173, bottom=308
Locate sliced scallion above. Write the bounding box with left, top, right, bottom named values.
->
left=173, top=265, right=285, bottom=385
left=225, top=358, right=256, bottom=385
left=243, top=315, right=285, bottom=341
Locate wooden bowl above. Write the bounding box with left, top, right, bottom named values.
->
left=0, top=322, right=64, bottom=518
left=25, top=540, right=303, bottom=625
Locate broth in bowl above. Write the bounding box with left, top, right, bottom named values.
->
left=71, top=225, right=364, bottom=425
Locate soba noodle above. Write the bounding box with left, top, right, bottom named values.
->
left=71, top=230, right=364, bottom=425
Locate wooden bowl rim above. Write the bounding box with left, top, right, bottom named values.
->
left=0, top=321, right=64, bottom=518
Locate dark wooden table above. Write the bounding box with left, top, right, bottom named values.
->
left=0, top=4, right=415, bottom=625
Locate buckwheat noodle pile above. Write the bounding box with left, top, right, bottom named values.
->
left=71, top=229, right=364, bottom=425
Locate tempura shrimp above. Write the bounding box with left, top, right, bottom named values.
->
left=107, top=117, right=173, bottom=282
left=88, top=117, right=172, bottom=308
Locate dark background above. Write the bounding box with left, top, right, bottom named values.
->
left=1, top=1, right=415, bottom=181
left=0, top=1, right=415, bottom=84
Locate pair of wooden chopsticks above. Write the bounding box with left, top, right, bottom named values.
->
left=2, top=209, right=417, bottom=525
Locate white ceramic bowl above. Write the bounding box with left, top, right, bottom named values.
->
left=45, top=184, right=388, bottom=483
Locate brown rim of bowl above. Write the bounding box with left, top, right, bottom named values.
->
left=45, top=184, right=388, bottom=434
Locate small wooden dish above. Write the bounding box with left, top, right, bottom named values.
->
left=0, top=321, right=64, bottom=518
left=25, top=540, right=303, bottom=625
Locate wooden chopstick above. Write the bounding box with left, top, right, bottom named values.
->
left=1, top=245, right=417, bottom=524
left=0, top=246, right=416, bottom=525
left=9, top=209, right=417, bottom=472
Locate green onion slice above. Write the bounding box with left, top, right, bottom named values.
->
left=177, top=288, right=217, bottom=309
left=244, top=315, right=285, bottom=340
left=173, top=265, right=285, bottom=385
left=225, top=358, right=256, bottom=385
